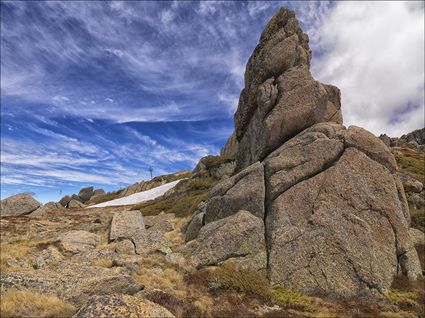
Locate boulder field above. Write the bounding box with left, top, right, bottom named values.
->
left=184, top=7, right=422, bottom=296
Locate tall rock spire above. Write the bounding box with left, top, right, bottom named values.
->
left=188, top=7, right=421, bottom=297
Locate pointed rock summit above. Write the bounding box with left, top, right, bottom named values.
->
left=187, top=7, right=421, bottom=296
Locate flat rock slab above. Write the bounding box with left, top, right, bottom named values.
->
left=109, top=210, right=145, bottom=241
left=59, top=230, right=100, bottom=253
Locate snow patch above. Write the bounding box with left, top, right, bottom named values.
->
left=88, top=179, right=182, bottom=208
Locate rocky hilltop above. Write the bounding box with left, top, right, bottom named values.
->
left=185, top=7, right=422, bottom=296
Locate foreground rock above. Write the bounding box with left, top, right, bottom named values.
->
left=0, top=193, right=41, bottom=216
left=59, top=230, right=101, bottom=253
left=190, top=210, right=266, bottom=270
left=0, top=264, right=144, bottom=306
left=109, top=210, right=145, bottom=241
left=188, top=7, right=422, bottom=297
left=78, top=187, right=94, bottom=203
left=30, top=201, right=64, bottom=217
left=74, top=294, right=174, bottom=318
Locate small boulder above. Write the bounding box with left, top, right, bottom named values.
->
left=59, top=195, right=72, bottom=207
left=59, top=230, right=100, bottom=253
left=32, top=246, right=63, bottom=269
left=68, top=199, right=85, bottom=209
left=185, top=212, right=205, bottom=242
left=92, top=188, right=106, bottom=197
left=133, top=231, right=171, bottom=255
left=115, top=239, right=136, bottom=255
left=30, top=201, right=64, bottom=217
left=398, top=172, right=424, bottom=193
left=73, top=294, right=175, bottom=318
left=78, top=187, right=94, bottom=203
left=410, top=228, right=425, bottom=246
left=109, top=210, right=145, bottom=242
left=0, top=193, right=41, bottom=216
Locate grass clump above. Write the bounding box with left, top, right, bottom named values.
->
left=385, top=289, right=417, bottom=305
left=395, top=148, right=425, bottom=182
left=0, top=289, right=75, bottom=317
left=271, top=285, right=308, bottom=306
left=207, top=264, right=271, bottom=300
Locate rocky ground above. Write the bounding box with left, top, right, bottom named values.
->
left=0, top=147, right=424, bottom=317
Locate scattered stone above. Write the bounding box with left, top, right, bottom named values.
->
left=398, top=172, right=423, bottom=193
left=144, top=212, right=175, bottom=229
left=115, top=239, right=136, bottom=255
left=78, top=187, right=94, bottom=203
left=30, top=201, right=64, bottom=217
left=68, top=199, right=85, bottom=209
left=32, top=246, right=63, bottom=269
left=0, top=193, right=41, bottom=216
left=185, top=211, right=205, bottom=242
left=92, top=188, right=105, bottom=197
left=133, top=231, right=171, bottom=255
left=59, top=195, right=72, bottom=207
left=109, top=210, right=145, bottom=241
left=59, top=230, right=101, bottom=253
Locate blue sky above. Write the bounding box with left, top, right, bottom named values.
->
left=1, top=1, right=424, bottom=203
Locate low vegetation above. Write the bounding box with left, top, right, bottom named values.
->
left=395, top=147, right=425, bottom=182
left=207, top=263, right=271, bottom=300
left=131, top=176, right=219, bottom=217
left=85, top=191, right=123, bottom=205
left=0, top=289, right=76, bottom=318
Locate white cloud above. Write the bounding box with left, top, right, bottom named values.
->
left=310, top=2, right=424, bottom=136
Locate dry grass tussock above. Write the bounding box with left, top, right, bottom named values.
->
left=0, top=289, right=76, bottom=318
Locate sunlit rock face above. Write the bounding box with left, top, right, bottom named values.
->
left=189, top=7, right=422, bottom=297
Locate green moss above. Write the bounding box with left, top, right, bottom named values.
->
left=395, top=149, right=425, bottom=182
left=385, top=289, right=418, bottom=306
left=271, top=285, right=308, bottom=306
left=208, top=264, right=272, bottom=299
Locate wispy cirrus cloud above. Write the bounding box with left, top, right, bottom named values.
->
left=1, top=1, right=423, bottom=202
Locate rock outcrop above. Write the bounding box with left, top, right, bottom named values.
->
left=0, top=193, right=41, bottom=216
left=30, top=201, right=64, bottom=217
left=187, top=7, right=421, bottom=297
left=109, top=210, right=145, bottom=242
left=59, top=230, right=101, bottom=254
left=379, top=128, right=425, bottom=151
